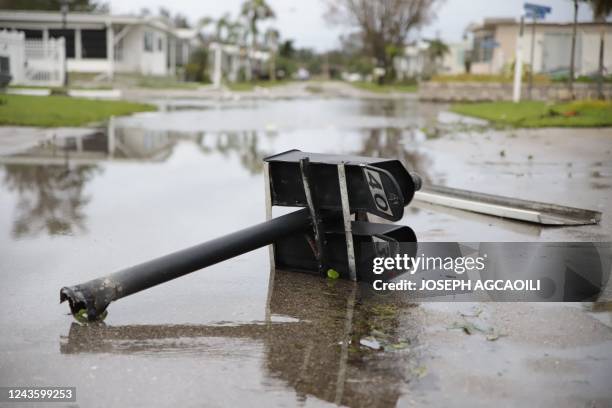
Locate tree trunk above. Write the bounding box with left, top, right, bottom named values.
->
left=245, top=17, right=255, bottom=82
left=568, top=0, right=578, bottom=99
left=245, top=35, right=255, bottom=82
left=597, top=22, right=605, bottom=100
left=269, top=52, right=276, bottom=81
left=385, top=57, right=396, bottom=83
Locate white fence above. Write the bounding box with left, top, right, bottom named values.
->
left=24, top=38, right=65, bottom=86
left=0, top=30, right=65, bottom=87
left=0, top=30, right=25, bottom=83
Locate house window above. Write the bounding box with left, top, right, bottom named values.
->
left=157, top=37, right=163, bottom=51
left=144, top=31, right=154, bottom=52
left=82, top=29, right=106, bottom=59
left=21, top=29, right=43, bottom=40
left=49, top=29, right=75, bottom=58
left=0, top=56, right=9, bottom=74
left=473, top=33, right=494, bottom=63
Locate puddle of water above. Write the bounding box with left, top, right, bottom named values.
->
left=1, top=97, right=611, bottom=407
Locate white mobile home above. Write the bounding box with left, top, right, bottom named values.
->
left=469, top=18, right=612, bottom=76
left=0, top=10, right=197, bottom=79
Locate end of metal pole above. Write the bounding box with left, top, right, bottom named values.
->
left=60, top=278, right=117, bottom=322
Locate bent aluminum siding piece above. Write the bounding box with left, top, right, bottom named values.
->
left=414, top=185, right=602, bottom=226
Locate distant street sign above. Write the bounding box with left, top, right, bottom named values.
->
left=524, top=2, right=552, bottom=19
left=525, top=10, right=545, bottom=19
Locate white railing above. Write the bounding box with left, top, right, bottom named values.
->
left=24, top=38, right=65, bottom=86
left=0, top=30, right=65, bottom=87
left=0, top=30, right=26, bottom=83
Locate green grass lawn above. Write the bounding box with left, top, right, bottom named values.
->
left=9, top=85, right=114, bottom=90
left=350, top=81, right=417, bottom=93
left=0, top=94, right=156, bottom=127
left=451, top=100, right=612, bottom=128
left=134, top=76, right=202, bottom=90
left=431, top=73, right=551, bottom=84
left=225, top=80, right=291, bottom=92
left=109, top=74, right=203, bottom=90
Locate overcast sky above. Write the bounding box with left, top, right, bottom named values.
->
left=107, top=0, right=600, bottom=51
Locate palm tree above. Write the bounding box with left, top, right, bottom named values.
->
left=264, top=28, right=279, bottom=80
left=197, top=17, right=213, bottom=31
left=195, top=17, right=214, bottom=47
left=590, top=0, right=612, bottom=99
left=426, top=39, right=450, bottom=75
left=213, top=13, right=231, bottom=42
left=240, top=0, right=275, bottom=81
left=227, top=20, right=245, bottom=44
left=213, top=14, right=244, bottom=44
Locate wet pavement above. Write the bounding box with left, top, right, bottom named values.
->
left=1, top=95, right=611, bottom=407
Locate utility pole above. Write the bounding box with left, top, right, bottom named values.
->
left=527, top=13, right=536, bottom=100
left=568, top=0, right=578, bottom=98
left=513, top=15, right=525, bottom=102
left=596, top=21, right=605, bottom=100
left=60, top=0, right=70, bottom=88
left=523, top=3, right=551, bottom=100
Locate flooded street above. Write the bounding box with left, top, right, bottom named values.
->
left=1, top=96, right=611, bottom=407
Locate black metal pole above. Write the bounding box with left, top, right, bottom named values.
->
left=596, top=23, right=604, bottom=100
left=61, top=209, right=313, bottom=321
left=527, top=14, right=536, bottom=100
left=61, top=2, right=68, bottom=88
left=568, top=0, right=578, bottom=98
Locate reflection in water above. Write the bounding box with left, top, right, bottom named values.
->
left=196, top=130, right=276, bottom=175
left=61, top=270, right=423, bottom=407
left=2, top=164, right=99, bottom=238
left=358, top=128, right=432, bottom=185
left=358, top=99, right=446, bottom=133
left=0, top=121, right=432, bottom=239
left=0, top=127, right=277, bottom=238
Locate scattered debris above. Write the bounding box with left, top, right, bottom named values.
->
left=326, top=268, right=340, bottom=280
left=421, top=126, right=441, bottom=139
left=370, top=329, right=390, bottom=339
left=412, top=366, right=428, bottom=378
left=371, top=304, right=399, bottom=319
left=449, top=321, right=480, bottom=335
left=387, top=341, right=410, bottom=350
left=459, top=306, right=483, bottom=318
left=360, top=337, right=382, bottom=350
left=486, top=333, right=504, bottom=341
left=449, top=316, right=506, bottom=341
left=74, top=308, right=107, bottom=324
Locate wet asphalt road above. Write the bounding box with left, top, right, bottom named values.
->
left=0, top=95, right=611, bottom=407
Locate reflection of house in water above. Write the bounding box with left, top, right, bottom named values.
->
left=197, top=130, right=270, bottom=175
left=0, top=127, right=177, bottom=166
left=1, top=124, right=274, bottom=169
left=0, top=126, right=179, bottom=238
left=112, top=127, right=176, bottom=161
left=61, top=270, right=423, bottom=407
left=358, top=128, right=432, bottom=186
left=1, top=125, right=430, bottom=239
left=0, top=126, right=275, bottom=238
